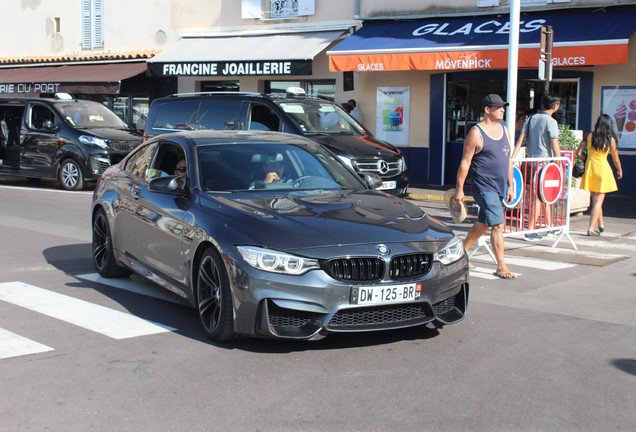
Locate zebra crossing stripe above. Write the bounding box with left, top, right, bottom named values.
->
left=0, top=328, right=54, bottom=360
left=0, top=282, right=175, bottom=339
left=472, top=255, right=575, bottom=271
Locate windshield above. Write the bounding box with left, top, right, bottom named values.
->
left=55, top=101, right=128, bottom=129
left=275, top=99, right=366, bottom=135
left=197, top=141, right=366, bottom=193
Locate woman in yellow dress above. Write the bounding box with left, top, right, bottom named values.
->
left=576, top=114, right=623, bottom=236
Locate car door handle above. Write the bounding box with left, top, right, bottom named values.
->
left=131, top=185, right=141, bottom=199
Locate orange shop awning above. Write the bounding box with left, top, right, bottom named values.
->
left=0, top=62, right=147, bottom=95
left=327, top=11, right=636, bottom=72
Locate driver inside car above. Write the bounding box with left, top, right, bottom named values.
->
left=262, top=153, right=286, bottom=184
left=249, top=153, right=293, bottom=189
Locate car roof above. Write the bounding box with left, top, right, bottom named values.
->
left=154, top=91, right=335, bottom=105
left=148, top=129, right=319, bottom=147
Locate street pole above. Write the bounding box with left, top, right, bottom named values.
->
left=507, top=0, right=521, bottom=145
left=540, top=25, right=554, bottom=94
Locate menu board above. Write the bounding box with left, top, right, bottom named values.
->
left=601, top=86, right=636, bottom=149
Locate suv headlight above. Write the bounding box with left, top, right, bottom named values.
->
left=79, top=135, right=108, bottom=148
left=337, top=155, right=355, bottom=170
left=433, top=237, right=465, bottom=265
left=237, top=246, right=319, bottom=275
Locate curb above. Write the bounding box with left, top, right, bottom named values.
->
left=408, top=192, right=475, bottom=203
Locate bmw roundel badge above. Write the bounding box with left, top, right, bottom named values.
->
left=377, top=244, right=390, bottom=255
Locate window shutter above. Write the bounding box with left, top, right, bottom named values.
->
left=81, top=0, right=91, bottom=49
left=93, top=0, right=103, bottom=49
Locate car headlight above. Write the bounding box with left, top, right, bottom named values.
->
left=337, top=155, right=355, bottom=170
left=79, top=135, right=108, bottom=148
left=237, top=246, right=320, bottom=275
left=433, top=237, right=465, bottom=265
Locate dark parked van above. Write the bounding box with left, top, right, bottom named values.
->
left=0, top=94, right=142, bottom=190
left=144, top=89, right=409, bottom=196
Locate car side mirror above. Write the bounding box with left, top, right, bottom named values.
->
left=359, top=172, right=383, bottom=189
left=42, top=120, right=59, bottom=131
left=149, top=175, right=187, bottom=195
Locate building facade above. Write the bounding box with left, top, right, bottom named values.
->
left=330, top=0, right=636, bottom=196
left=1, top=0, right=635, bottom=195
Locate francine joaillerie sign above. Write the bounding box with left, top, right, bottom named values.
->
left=147, top=60, right=312, bottom=77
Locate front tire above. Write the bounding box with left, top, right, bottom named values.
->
left=59, top=158, right=85, bottom=190
left=92, top=208, right=131, bottom=278
left=196, top=248, right=238, bottom=342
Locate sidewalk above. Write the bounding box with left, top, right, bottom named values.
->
left=406, top=185, right=636, bottom=236
left=407, top=185, right=636, bottom=219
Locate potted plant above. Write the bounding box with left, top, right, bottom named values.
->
left=559, top=124, right=590, bottom=214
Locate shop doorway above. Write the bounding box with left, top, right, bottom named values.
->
left=443, top=77, right=579, bottom=184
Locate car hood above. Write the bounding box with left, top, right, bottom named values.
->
left=307, top=133, right=401, bottom=159
left=79, top=128, right=142, bottom=141
left=202, top=190, right=452, bottom=250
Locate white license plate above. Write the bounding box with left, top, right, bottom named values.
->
left=351, top=283, right=422, bottom=306
left=377, top=180, right=396, bottom=190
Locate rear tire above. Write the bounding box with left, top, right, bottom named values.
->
left=92, top=208, right=131, bottom=278
left=59, top=158, right=85, bottom=190
left=196, top=248, right=239, bottom=342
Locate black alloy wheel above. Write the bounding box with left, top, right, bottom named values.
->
left=92, top=208, right=131, bottom=278
left=196, top=248, right=238, bottom=342
left=59, top=158, right=85, bottom=190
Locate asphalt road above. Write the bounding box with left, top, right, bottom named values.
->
left=1, top=177, right=635, bottom=432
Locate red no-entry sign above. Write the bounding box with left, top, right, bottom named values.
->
left=539, top=162, right=563, bottom=204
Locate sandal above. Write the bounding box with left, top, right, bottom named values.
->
left=598, top=224, right=605, bottom=233
left=587, top=230, right=600, bottom=236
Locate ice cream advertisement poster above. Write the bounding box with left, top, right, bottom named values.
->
left=601, top=86, right=636, bottom=149
left=376, top=87, right=410, bottom=146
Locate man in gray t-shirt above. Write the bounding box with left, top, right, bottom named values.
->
left=513, top=94, right=561, bottom=159
left=512, top=94, right=562, bottom=240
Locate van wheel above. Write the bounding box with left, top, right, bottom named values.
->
left=59, top=159, right=84, bottom=190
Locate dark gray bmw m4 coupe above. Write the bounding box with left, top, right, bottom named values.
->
left=91, top=130, right=469, bottom=342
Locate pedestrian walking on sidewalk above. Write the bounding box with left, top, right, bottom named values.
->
left=453, top=94, right=516, bottom=279
left=512, top=94, right=562, bottom=241
left=347, top=99, right=363, bottom=123
left=576, top=114, right=623, bottom=236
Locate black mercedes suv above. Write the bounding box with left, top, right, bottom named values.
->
left=143, top=89, right=409, bottom=196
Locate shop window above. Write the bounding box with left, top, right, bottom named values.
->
left=81, top=0, right=103, bottom=50
left=241, top=0, right=315, bottom=19
left=266, top=80, right=335, bottom=100
left=201, top=81, right=239, bottom=92
left=112, top=96, right=149, bottom=131
left=445, top=78, right=578, bottom=143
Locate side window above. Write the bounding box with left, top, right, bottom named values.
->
left=151, top=99, right=243, bottom=132
left=198, top=100, right=242, bottom=130
left=123, top=143, right=157, bottom=179
left=29, top=104, right=56, bottom=130
left=148, top=142, right=185, bottom=181
left=248, top=103, right=281, bottom=131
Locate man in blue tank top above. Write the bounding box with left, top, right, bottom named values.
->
left=453, top=94, right=516, bottom=279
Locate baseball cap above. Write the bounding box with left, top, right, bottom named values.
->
left=481, top=94, right=509, bottom=109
